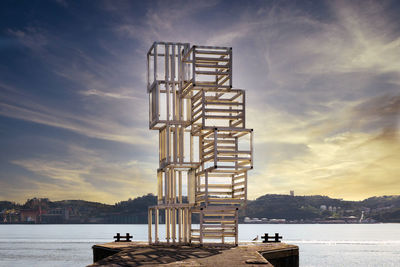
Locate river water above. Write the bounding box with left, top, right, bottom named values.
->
left=0, top=224, right=399, bottom=266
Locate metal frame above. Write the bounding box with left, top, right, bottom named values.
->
left=147, top=42, right=253, bottom=246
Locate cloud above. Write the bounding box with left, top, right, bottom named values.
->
left=9, top=145, right=156, bottom=203
left=2, top=23, right=151, bottom=145
left=351, top=94, right=400, bottom=133
left=112, top=0, right=221, bottom=49
left=79, top=88, right=139, bottom=100
left=248, top=93, right=400, bottom=200
left=7, top=27, right=48, bottom=50
left=250, top=128, right=400, bottom=200
left=0, top=92, right=151, bottom=145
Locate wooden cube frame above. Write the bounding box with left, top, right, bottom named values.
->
left=147, top=42, right=190, bottom=91
left=180, top=45, right=232, bottom=98
left=158, top=125, right=200, bottom=169
left=191, top=89, right=245, bottom=135
left=148, top=81, right=191, bottom=129
left=198, top=128, right=253, bottom=172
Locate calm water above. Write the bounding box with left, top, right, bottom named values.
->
left=0, top=224, right=399, bottom=266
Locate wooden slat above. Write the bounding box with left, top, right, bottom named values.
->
left=195, top=57, right=229, bottom=62
left=195, top=50, right=229, bottom=55
left=196, top=71, right=229, bottom=75
left=205, top=108, right=242, bottom=113
left=196, top=64, right=230, bottom=68
left=200, top=184, right=232, bottom=188
left=233, top=181, right=246, bottom=187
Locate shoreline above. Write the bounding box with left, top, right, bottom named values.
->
left=0, top=222, right=396, bottom=225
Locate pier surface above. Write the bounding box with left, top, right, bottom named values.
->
left=89, top=242, right=298, bottom=266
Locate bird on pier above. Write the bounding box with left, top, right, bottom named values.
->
left=252, top=235, right=258, bottom=241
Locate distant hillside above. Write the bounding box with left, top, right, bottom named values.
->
left=0, top=201, right=21, bottom=211
left=244, top=194, right=353, bottom=220
left=114, top=194, right=157, bottom=213
left=243, top=194, right=400, bottom=222
left=361, top=196, right=400, bottom=223
left=361, top=195, right=400, bottom=208
left=1, top=194, right=399, bottom=223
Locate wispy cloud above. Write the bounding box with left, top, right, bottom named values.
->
left=79, top=88, right=139, bottom=100
left=250, top=129, right=400, bottom=200
left=112, top=0, right=221, bottom=50
left=248, top=93, right=400, bottom=200
left=10, top=145, right=156, bottom=203
left=0, top=88, right=151, bottom=145
left=2, top=23, right=151, bottom=145
left=7, top=27, right=48, bottom=50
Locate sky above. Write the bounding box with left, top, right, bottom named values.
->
left=0, top=0, right=399, bottom=204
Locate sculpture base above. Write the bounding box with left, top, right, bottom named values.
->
left=89, top=241, right=299, bottom=266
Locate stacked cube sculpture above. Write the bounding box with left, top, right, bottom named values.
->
left=147, top=42, right=253, bottom=245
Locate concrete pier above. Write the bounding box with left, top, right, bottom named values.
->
left=89, top=242, right=299, bottom=266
